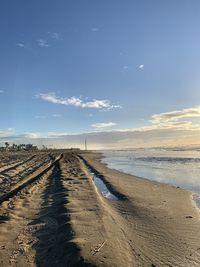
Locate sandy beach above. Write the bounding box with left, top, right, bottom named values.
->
left=0, top=150, right=200, bottom=266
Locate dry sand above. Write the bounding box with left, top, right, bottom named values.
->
left=0, top=151, right=200, bottom=266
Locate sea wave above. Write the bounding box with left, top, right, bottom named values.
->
left=136, top=157, right=200, bottom=163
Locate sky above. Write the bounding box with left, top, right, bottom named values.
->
left=0, top=0, right=200, bottom=149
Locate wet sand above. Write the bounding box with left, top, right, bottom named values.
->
left=0, top=150, right=200, bottom=266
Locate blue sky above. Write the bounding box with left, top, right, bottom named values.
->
left=0, top=0, right=200, bottom=148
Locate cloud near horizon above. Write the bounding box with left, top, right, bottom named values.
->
left=92, top=122, right=117, bottom=129
left=122, top=105, right=200, bottom=133
left=24, top=132, right=42, bottom=139
left=122, top=121, right=200, bottom=133
left=0, top=127, right=200, bottom=149
left=37, top=92, right=121, bottom=110
left=1, top=105, right=200, bottom=149
left=0, top=128, right=15, bottom=138
left=151, top=106, right=200, bottom=124
left=48, top=132, right=68, bottom=137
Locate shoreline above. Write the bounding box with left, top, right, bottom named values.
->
left=96, top=150, right=200, bottom=210
left=80, top=150, right=200, bottom=266
left=96, top=151, right=200, bottom=210
left=85, top=151, right=199, bottom=207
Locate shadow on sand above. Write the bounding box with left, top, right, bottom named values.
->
left=31, top=160, right=96, bottom=267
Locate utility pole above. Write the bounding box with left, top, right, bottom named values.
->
left=85, top=138, right=87, bottom=151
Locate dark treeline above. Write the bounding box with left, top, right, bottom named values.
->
left=0, top=142, right=39, bottom=152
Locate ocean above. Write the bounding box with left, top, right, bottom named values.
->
left=101, top=146, right=200, bottom=194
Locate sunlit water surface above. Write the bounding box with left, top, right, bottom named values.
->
left=101, top=147, right=200, bottom=195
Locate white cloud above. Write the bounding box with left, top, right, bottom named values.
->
left=37, top=39, right=49, bottom=48
left=119, top=121, right=200, bottom=133
left=17, top=43, right=25, bottom=48
left=138, top=64, right=144, bottom=69
left=24, top=132, right=42, bottom=139
left=151, top=106, right=200, bottom=124
left=0, top=90, right=4, bottom=93
left=37, top=92, right=121, bottom=110
left=51, top=32, right=59, bottom=39
left=92, top=122, right=117, bottom=129
left=117, top=105, right=200, bottom=133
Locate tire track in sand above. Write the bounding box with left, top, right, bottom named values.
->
left=0, top=154, right=93, bottom=267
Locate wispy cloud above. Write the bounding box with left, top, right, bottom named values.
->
left=0, top=128, right=15, bottom=138
left=91, top=27, right=99, bottom=32
left=17, top=43, right=25, bottom=48
left=24, top=132, right=42, bottom=139
left=138, top=64, right=144, bottom=69
left=151, top=106, right=200, bottom=124
left=52, top=114, right=61, bottom=118
left=47, top=32, right=60, bottom=39
left=35, top=114, right=61, bottom=119
left=0, top=90, right=4, bottom=93
left=37, top=39, right=49, bottom=48
left=92, top=122, right=117, bottom=129
left=123, top=65, right=129, bottom=70
left=48, top=132, right=67, bottom=137
left=36, top=92, right=121, bottom=110
left=51, top=32, right=59, bottom=39
left=34, top=115, right=46, bottom=119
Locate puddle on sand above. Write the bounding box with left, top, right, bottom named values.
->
left=193, top=194, right=200, bottom=209
left=90, top=172, right=118, bottom=200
